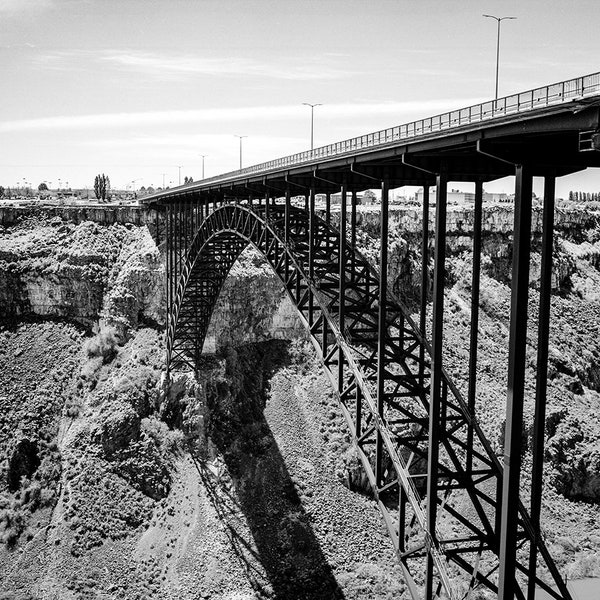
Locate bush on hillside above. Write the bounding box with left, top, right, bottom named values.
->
left=83, top=327, right=119, bottom=363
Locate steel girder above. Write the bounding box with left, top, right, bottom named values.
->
left=165, top=199, right=570, bottom=600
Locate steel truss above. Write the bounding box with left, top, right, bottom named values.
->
left=161, top=192, right=571, bottom=600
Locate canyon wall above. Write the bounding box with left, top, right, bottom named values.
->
left=2, top=204, right=599, bottom=344
left=0, top=208, right=302, bottom=351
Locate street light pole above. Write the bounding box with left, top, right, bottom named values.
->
left=200, top=154, right=207, bottom=179
left=483, top=14, right=516, bottom=101
left=176, top=165, right=183, bottom=186
left=302, top=102, right=322, bottom=150
left=234, top=136, right=247, bottom=169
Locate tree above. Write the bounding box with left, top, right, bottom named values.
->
left=0, top=186, right=4, bottom=198
left=94, top=173, right=111, bottom=202
left=362, top=189, right=377, bottom=205
left=38, top=182, right=48, bottom=191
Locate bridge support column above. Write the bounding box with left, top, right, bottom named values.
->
left=527, top=175, right=560, bottom=600
left=285, top=188, right=291, bottom=280
left=426, top=170, right=448, bottom=599
left=154, top=209, right=160, bottom=245
left=183, top=200, right=188, bottom=260
left=265, top=191, right=270, bottom=220
left=166, top=202, right=172, bottom=371
left=498, top=164, right=533, bottom=600
left=338, top=182, right=347, bottom=393
left=351, top=190, right=357, bottom=282
left=419, top=183, right=430, bottom=385
left=174, top=199, right=180, bottom=308
left=264, top=191, right=270, bottom=258
left=376, top=179, right=389, bottom=488
left=467, top=180, right=483, bottom=473
left=308, top=186, right=315, bottom=326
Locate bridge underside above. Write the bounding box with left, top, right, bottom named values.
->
left=147, top=99, right=600, bottom=600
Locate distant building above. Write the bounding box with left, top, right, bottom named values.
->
left=486, top=192, right=512, bottom=203
left=329, top=191, right=371, bottom=205
left=415, top=188, right=474, bottom=204
left=415, top=187, right=511, bottom=204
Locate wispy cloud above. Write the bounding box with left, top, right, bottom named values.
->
left=78, top=133, right=303, bottom=152
left=0, top=98, right=484, bottom=133
left=102, top=51, right=352, bottom=81
left=35, top=49, right=354, bottom=81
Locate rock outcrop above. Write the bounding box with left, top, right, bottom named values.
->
left=0, top=217, right=164, bottom=331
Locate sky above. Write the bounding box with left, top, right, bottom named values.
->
left=1, top=0, right=600, bottom=197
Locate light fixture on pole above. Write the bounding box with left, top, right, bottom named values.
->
left=162, top=173, right=166, bottom=189
left=200, top=154, right=207, bottom=179
left=302, top=103, right=322, bottom=151
left=483, top=14, right=517, bottom=101
left=176, top=165, right=183, bottom=186
left=234, top=135, right=247, bottom=169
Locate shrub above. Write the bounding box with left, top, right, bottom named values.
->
left=0, top=502, right=25, bottom=545
left=83, top=327, right=119, bottom=363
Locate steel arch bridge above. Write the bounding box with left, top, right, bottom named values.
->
left=145, top=71, right=600, bottom=600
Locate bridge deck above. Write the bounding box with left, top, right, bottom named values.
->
left=144, top=70, right=600, bottom=205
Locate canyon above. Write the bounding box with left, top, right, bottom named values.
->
left=0, top=202, right=599, bottom=599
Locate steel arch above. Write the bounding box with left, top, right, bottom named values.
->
left=166, top=201, right=568, bottom=600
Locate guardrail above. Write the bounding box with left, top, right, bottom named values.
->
left=166, top=71, right=600, bottom=192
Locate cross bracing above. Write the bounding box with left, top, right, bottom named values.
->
left=160, top=200, right=569, bottom=600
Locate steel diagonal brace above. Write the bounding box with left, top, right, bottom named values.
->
left=312, top=168, right=340, bottom=188
left=401, top=154, right=438, bottom=178
left=476, top=139, right=518, bottom=167
left=244, top=181, right=265, bottom=197
left=261, top=176, right=287, bottom=196
left=284, top=172, right=310, bottom=193
left=308, top=299, right=456, bottom=598
left=350, top=161, right=382, bottom=183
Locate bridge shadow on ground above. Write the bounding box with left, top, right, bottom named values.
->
left=195, top=341, right=345, bottom=600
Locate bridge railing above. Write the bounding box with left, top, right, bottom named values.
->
left=192, top=71, right=600, bottom=186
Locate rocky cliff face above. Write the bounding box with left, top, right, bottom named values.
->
left=0, top=216, right=165, bottom=332
left=203, top=247, right=303, bottom=353
left=0, top=212, right=301, bottom=350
